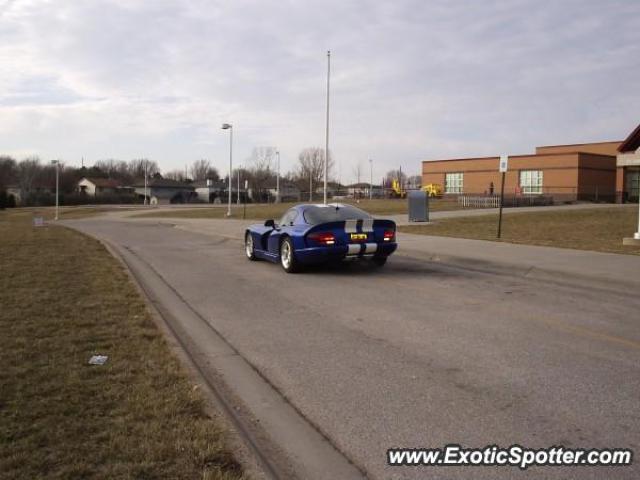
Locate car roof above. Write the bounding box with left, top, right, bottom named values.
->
left=295, top=203, right=350, bottom=210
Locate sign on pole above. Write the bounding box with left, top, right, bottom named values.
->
left=499, top=154, right=509, bottom=173
left=497, top=155, right=508, bottom=238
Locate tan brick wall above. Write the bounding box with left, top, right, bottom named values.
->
left=422, top=152, right=618, bottom=202
left=422, top=153, right=582, bottom=195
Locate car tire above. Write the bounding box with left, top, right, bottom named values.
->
left=280, top=237, right=300, bottom=273
left=245, top=232, right=257, bottom=261
left=372, top=256, right=387, bottom=267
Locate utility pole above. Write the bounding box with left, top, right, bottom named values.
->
left=276, top=150, right=280, bottom=203
left=369, top=158, right=373, bottom=200
left=144, top=160, right=148, bottom=205
left=51, top=160, right=59, bottom=220
left=222, top=123, right=233, bottom=216
left=324, top=50, right=330, bottom=204
left=237, top=165, right=241, bottom=205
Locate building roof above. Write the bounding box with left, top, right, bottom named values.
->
left=133, top=178, right=194, bottom=189
left=192, top=179, right=225, bottom=188
left=346, top=182, right=372, bottom=188
left=80, top=177, right=122, bottom=188
left=618, top=123, right=640, bottom=153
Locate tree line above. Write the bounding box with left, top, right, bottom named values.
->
left=0, top=149, right=418, bottom=208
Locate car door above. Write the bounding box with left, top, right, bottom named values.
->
left=267, top=208, right=297, bottom=254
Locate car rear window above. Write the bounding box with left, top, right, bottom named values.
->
left=303, top=205, right=372, bottom=224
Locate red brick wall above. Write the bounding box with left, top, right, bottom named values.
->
left=576, top=153, right=616, bottom=198
left=422, top=152, right=616, bottom=201
left=422, top=153, right=581, bottom=195
left=536, top=141, right=622, bottom=156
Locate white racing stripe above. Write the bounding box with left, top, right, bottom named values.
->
left=364, top=243, right=378, bottom=254
left=347, top=244, right=361, bottom=255
left=361, top=218, right=374, bottom=232
left=345, top=219, right=358, bottom=233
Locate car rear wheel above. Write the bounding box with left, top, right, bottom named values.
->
left=372, top=256, right=387, bottom=267
left=280, top=237, right=300, bottom=273
left=245, top=232, right=256, bottom=261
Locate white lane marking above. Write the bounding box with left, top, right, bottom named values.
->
left=347, top=244, right=361, bottom=255
left=364, top=243, right=378, bottom=254
left=361, top=218, right=374, bottom=232
left=345, top=219, right=358, bottom=233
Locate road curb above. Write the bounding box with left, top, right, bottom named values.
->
left=72, top=226, right=367, bottom=480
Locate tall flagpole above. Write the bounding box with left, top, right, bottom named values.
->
left=324, top=50, right=330, bottom=204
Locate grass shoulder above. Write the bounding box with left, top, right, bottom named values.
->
left=398, top=206, right=640, bottom=255
left=0, top=210, right=244, bottom=479
left=130, top=198, right=461, bottom=220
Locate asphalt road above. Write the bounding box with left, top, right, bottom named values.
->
left=67, top=217, right=640, bottom=480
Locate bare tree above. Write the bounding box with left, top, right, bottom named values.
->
left=164, top=170, right=188, bottom=182
left=128, top=158, right=159, bottom=180
left=0, top=156, right=17, bottom=188
left=407, top=174, right=422, bottom=189
left=352, top=161, right=363, bottom=185
left=190, top=159, right=219, bottom=181
left=384, top=169, right=407, bottom=187
left=248, top=147, right=276, bottom=199
left=17, top=157, right=42, bottom=193
left=94, top=159, right=131, bottom=181
left=296, top=148, right=334, bottom=196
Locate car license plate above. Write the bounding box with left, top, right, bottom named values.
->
left=350, top=233, right=367, bottom=241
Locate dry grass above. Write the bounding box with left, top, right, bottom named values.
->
left=132, top=197, right=461, bottom=220
left=399, top=206, right=640, bottom=255
left=0, top=210, right=244, bottom=479
left=4, top=206, right=139, bottom=220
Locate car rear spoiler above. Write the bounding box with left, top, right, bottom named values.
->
left=305, top=219, right=396, bottom=235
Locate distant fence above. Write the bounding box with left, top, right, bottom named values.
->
left=457, top=194, right=554, bottom=208
left=459, top=195, right=501, bottom=208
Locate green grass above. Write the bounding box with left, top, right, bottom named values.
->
left=399, top=206, right=640, bottom=255
left=0, top=210, right=244, bottom=479
left=132, top=198, right=461, bottom=220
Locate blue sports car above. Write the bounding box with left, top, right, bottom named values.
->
left=244, top=203, right=397, bottom=273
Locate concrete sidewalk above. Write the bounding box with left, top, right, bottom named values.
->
left=396, top=233, right=640, bottom=291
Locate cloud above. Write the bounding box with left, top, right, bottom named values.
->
left=0, top=0, right=638, bottom=181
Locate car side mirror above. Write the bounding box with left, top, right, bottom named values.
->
left=264, top=219, right=275, bottom=229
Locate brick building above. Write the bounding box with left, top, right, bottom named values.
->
left=422, top=139, right=623, bottom=203
left=616, top=123, right=640, bottom=201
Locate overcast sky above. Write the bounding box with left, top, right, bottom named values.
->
left=1, top=0, right=639, bottom=182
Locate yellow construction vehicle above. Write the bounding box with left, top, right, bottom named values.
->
left=422, top=183, right=443, bottom=197
left=390, top=179, right=406, bottom=198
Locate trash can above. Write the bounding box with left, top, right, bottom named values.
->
left=408, top=190, right=429, bottom=222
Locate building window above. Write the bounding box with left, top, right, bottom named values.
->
left=445, top=173, right=464, bottom=194
left=520, top=170, right=543, bottom=194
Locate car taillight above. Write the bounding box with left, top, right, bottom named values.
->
left=383, top=229, right=395, bottom=242
left=308, top=232, right=336, bottom=245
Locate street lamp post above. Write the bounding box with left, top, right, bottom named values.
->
left=222, top=123, right=233, bottom=216
left=324, top=50, right=330, bottom=204
left=237, top=165, right=241, bottom=205
left=369, top=158, right=373, bottom=200
left=276, top=150, right=280, bottom=203
left=51, top=160, right=59, bottom=220
left=144, top=160, right=148, bottom=205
